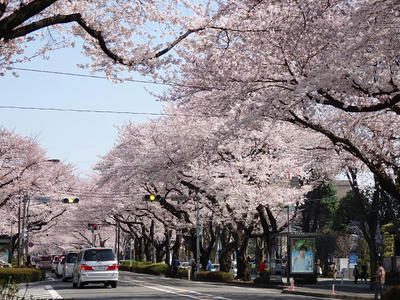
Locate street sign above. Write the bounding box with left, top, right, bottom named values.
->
left=349, top=253, right=358, bottom=265
left=28, top=242, right=34, bottom=248
left=170, top=195, right=189, bottom=202
left=34, top=197, right=51, bottom=203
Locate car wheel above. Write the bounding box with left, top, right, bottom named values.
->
left=104, top=282, right=110, bottom=287
left=62, top=276, right=67, bottom=282
left=110, top=281, right=117, bottom=288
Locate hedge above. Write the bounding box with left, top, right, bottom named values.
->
left=195, top=271, right=233, bottom=282
left=254, top=271, right=270, bottom=284
left=0, top=268, right=43, bottom=283
left=120, top=263, right=169, bottom=276
left=165, top=267, right=189, bottom=279
left=384, top=285, right=400, bottom=300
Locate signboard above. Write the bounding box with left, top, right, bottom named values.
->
left=28, top=242, right=34, bottom=248
left=349, top=253, right=358, bottom=265
left=35, top=197, right=51, bottom=203
left=290, top=237, right=315, bottom=274
left=0, top=243, right=9, bottom=262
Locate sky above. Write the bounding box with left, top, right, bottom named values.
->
left=1, top=45, right=165, bottom=178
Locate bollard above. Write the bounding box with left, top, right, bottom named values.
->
left=331, top=283, right=335, bottom=295
left=188, top=266, right=191, bottom=281
left=289, top=278, right=295, bottom=291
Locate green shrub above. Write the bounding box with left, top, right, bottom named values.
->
left=384, top=285, right=400, bottom=300
left=0, top=268, right=42, bottom=283
left=119, top=262, right=169, bottom=276
left=195, top=271, right=233, bottom=282
left=254, top=271, right=270, bottom=284
left=165, top=267, right=189, bottom=278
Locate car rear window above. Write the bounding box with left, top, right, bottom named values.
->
left=83, top=249, right=115, bottom=261
left=40, top=256, right=51, bottom=261
left=66, top=253, right=77, bottom=263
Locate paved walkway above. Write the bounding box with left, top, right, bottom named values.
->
left=282, top=278, right=376, bottom=299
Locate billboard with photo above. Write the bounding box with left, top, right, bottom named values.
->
left=0, top=244, right=9, bottom=263
left=290, top=237, right=315, bottom=274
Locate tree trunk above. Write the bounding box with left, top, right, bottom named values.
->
left=218, top=227, right=235, bottom=273
left=233, top=223, right=253, bottom=281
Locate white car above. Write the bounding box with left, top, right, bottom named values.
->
left=51, top=256, right=59, bottom=273
left=211, top=264, right=220, bottom=272
left=72, top=248, right=118, bottom=288
left=180, top=262, right=189, bottom=269
left=62, top=252, right=78, bottom=281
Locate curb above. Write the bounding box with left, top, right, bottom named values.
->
left=282, top=289, right=374, bottom=300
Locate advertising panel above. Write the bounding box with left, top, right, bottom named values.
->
left=0, top=243, right=9, bottom=262
left=290, top=237, right=314, bottom=274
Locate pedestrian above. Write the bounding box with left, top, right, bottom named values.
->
left=172, top=256, right=180, bottom=278
left=190, top=259, right=197, bottom=280
left=258, top=259, right=266, bottom=275
left=361, top=265, right=368, bottom=283
left=353, top=265, right=359, bottom=284
left=316, top=264, right=322, bottom=277
left=374, top=262, right=385, bottom=300
left=206, top=260, right=212, bottom=271
left=332, top=262, right=338, bottom=282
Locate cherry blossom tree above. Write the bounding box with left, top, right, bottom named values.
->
left=0, top=127, right=78, bottom=259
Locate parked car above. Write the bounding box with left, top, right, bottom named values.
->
left=51, top=256, right=59, bottom=273
left=211, top=264, right=220, bottom=272
left=55, top=255, right=65, bottom=278
left=180, top=262, right=189, bottom=269
left=37, top=255, right=52, bottom=269
left=62, top=252, right=78, bottom=281
left=72, top=247, right=118, bottom=288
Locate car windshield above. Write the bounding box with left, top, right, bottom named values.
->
left=83, top=249, right=115, bottom=262
left=66, top=253, right=77, bottom=263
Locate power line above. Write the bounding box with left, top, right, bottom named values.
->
left=0, top=105, right=166, bottom=116
left=7, top=67, right=171, bottom=86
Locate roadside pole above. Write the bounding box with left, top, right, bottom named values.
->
left=196, top=191, right=200, bottom=274
left=287, top=205, right=290, bottom=286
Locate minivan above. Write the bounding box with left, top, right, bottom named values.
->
left=62, top=252, right=78, bottom=281
left=72, top=248, right=118, bottom=288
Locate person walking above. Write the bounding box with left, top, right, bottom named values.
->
left=206, top=260, right=212, bottom=271
left=258, top=259, right=266, bottom=275
left=361, top=265, right=368, bottom=283
left=172, top=256, right=180, bottom=278
left=374, top=262, right=385, bottom=300
left=332, top=262, right=338, bottom=282
left=353, top=265, right=360, bottom=284
left=190, top=259, right=196, bottom=280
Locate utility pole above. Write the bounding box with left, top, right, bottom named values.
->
left=287, top=205, right=290, bottom=286
left=91, top=226, right=95, bottom=247
left=196, top=191, right=200, bottom=274
left=117, top=220, right=120, bottom=262
left=17, top=198, right=21, bottom=267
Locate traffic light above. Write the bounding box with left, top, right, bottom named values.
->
left=63, top=197, right=79, bottom=203
left=142, top=194, right=161, bottom=201
left=88, top=223, right=99, bottom=230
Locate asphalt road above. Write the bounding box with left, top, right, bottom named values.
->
left=17, top=271, right=331, bottom=299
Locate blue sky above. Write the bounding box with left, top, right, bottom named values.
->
left=1, top=45, right=165, bottom=177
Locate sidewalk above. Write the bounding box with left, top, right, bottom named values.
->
left=282, top=278, right=376, bottom=299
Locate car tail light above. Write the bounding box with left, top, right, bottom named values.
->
left=81, top=264, right=94, bottom=271
left=107, top=264, right=119, bottom=270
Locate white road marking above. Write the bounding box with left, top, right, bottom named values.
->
left=45, top=285, right=62, bottom=299
left=121, top=279, right=232, bottom=300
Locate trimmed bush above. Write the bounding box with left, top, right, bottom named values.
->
left=195, top=271, right=233, bottom=282
left=165, top=267, right=189, bottom=278
left=384, top=285, right=400, bottom=300
left=0, top=268, right=43, bottom=283
left=254, top=271, right=270, bottom=284
left=119, top=262, right=169, bottom=276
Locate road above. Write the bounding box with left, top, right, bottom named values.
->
left=17, top=271, right=330, bottom=299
